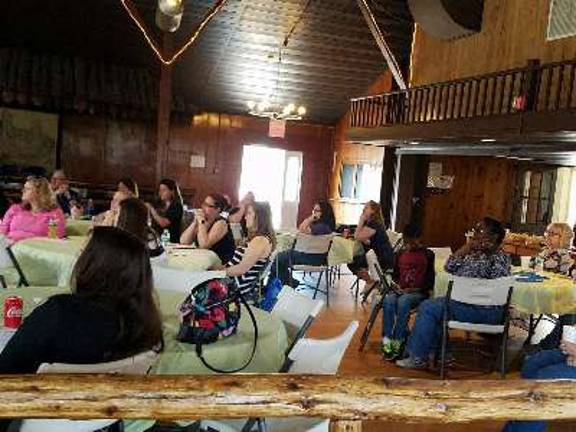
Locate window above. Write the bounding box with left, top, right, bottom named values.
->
left=339, top=163, right=382, bottom=202
left=513, top=167, right=556, bottom=233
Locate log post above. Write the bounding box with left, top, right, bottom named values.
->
left=330, top=420, right=363, bottom=431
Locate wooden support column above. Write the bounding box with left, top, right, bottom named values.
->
left=155, top=34, right=173, bottom=183
left=391, top=154, right=428, bottom=231
left=330, top=420, right=362, bottom=431
left=379, top=146, right=397, bottom=228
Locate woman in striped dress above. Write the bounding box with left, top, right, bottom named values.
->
left=221, top=201, right=276, bottom=292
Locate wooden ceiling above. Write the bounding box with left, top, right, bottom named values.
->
left=0, top=0, right=414, bottom=124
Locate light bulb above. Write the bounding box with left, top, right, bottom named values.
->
left=247, top=100, right=256, bottom=110
left=286, top=103, right=296, bottom=113
left=297, top=106, right=306, bottom=116
left=282, top=105, right=292, bottom=115
left=257, top=101, right=268, bottom=112
left=158, top=0, right=183, bottom=15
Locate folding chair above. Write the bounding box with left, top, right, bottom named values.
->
left=21, top=350, right=159, bottom=432
left=358, top=249, right=393, bottom=351
left=288, top=233, right=333, bottom=306
left=0, top=236, right=29, bottom=287
left=440, top=275, right=515, bottom=379
left=271, top=285, right=325, bottom=356
left=201, top=321, right=359, bottom=432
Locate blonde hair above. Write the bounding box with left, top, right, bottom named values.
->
left=547, top=222, right=573, bottom=249
left=23, top=177, right=58, bottom=211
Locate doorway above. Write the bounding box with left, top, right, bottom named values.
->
left=239, top=145, right=303, bottom=230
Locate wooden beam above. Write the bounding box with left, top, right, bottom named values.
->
left=0, top=374, right=574, bottom=422
left=356, top=0, right=407, bottom=90
left=156, top=34, right=172, bottom=183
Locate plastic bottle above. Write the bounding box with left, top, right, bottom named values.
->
left=161, top=229, right=171, bottom=246
left=47, top=218, right=58, bottom=239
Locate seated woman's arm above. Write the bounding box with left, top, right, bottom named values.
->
left=147, top=205, right=171, bottom=228
left=197, top=219, right=228, bottom=249
left=180, top=220, right=198, bottom=245
left=355, top=225, right=375, bottom=244
left=298, top=215, right=314, bottom=234
left=228, top=206, right=245, bottom=224
left=0, top=205, right=16, bottom=235
left=225, top=236, right=271, bottom=277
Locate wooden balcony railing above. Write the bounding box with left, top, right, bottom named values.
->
left=350, top=59, right=576, bottom=128
left=1, top=374, right=576, bottom=430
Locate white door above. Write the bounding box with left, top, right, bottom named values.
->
left=239, top=145, right=302, bottom=230
left=280, top=151, right=303, bottom=230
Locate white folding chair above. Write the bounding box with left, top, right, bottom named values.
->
left=440, top=275, right=515, bottom=379
left=0, top=235, right=28, bottom=288
left=289, top=234, right=333, bottom=306
left=20, top=350, right=159, bottom=432
left=201, top=321, right=359, bottom=432
left=271, top=285, right=325, bottom=356
left=151, top=264, right=225, bottom=293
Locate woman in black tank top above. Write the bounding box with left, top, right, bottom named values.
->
left=180, top=193, right=235, bottom=263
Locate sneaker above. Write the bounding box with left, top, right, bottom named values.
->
left=382, top=339, right=403, bottom=361
left=396, top=356, right=428, bottom=370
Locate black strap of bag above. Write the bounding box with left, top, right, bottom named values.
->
left=195, top=284, right=259, bottom=374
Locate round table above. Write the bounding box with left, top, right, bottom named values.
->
left=11, top=238, right=221, bottom=287
left=0, top=287, right=288, bottom=432
left=65, top=219, right=93, bottom=237
left=434, top=270, right=576, bottom=315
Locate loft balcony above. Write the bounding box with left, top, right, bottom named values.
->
left=348, top=59, right=576, bottom=148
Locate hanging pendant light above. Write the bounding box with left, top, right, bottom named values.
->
left=155, top=0, right=184, bottom=32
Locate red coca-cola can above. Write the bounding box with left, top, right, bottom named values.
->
left=4, top=296, right=23, bottom=329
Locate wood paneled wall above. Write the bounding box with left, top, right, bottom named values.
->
left=410, top=0, right=576, bottom=86
left=420, top=156, right=517, bottom=250
left=329, top=71, right=392, bottom=224
left=61, top=112, right=334, bottom=224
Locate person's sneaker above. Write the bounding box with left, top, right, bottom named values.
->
left=396, top=356, right=428, bottom=370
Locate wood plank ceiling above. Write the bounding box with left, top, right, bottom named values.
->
left=0, top=0, right=414, bottom=124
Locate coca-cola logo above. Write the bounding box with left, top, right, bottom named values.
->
left=6, top=307, right=22, bottom=318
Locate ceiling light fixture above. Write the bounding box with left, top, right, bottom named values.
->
left=481, top=138, right=497, bottom=143
left=245, top=0, right=312, bottom=121
left=156, top=0, right=184, bottom=32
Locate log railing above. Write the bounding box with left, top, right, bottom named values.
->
left=1, top=374, right=576, bottom=430
left=350, top=59, right=576, bottom=128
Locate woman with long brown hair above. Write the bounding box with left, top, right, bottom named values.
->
left=217, top=201, right=276, bottom=291
left=117, top=198, right=164, bottom=258
left=0, top=226, right=164, bottom=374
left=0, top=176, right=65, bottom=241
left=348, top=200, right=394, bottom=279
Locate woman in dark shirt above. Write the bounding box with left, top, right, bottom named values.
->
left=348, top=200, right=394, bottom=278
left=0, top=226, right=164, bottom=374
left=147, top=178, right=184, bottom=244
left=298, top=200, right=336, bottom=235
left=180, top=193, right=236, bottom=263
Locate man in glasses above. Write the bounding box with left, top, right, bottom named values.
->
left=51, top=170, right=79, bottom=216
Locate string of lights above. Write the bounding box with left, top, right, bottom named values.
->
left=119, top=0, right=229, bottom=66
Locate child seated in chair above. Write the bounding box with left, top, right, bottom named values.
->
left=382, top=224, right=435, bottom=360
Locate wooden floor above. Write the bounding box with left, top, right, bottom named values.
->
left=299, top=272, right=575, bottom=432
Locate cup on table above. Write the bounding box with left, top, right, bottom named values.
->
left=563, top=325, right=576, bottom=344
left=520, top=256, right=532, bottom=270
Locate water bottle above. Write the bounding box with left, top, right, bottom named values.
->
left=47, top=218, right=58, bottom=239
left=161, top=229, right=171, bottom=246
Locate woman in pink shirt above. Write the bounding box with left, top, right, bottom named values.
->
left=0, top=177, right=65, bottom=242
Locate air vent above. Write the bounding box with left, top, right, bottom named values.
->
left=547, top=0, right=576, bottom=41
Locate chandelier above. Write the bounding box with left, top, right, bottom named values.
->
left=246, top=100, right=306, bottom=121
left=245, top=0, right=311, bottom=122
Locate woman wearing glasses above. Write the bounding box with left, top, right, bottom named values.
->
left=298, top=200, right=335, bottom=235
left=532, top=222, right=573, bottom=274
left=180, top=193, right=236, bottom=264
left=146, top=179, right=184, bottom=244
left=0, top=177, right=65, bottom=242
